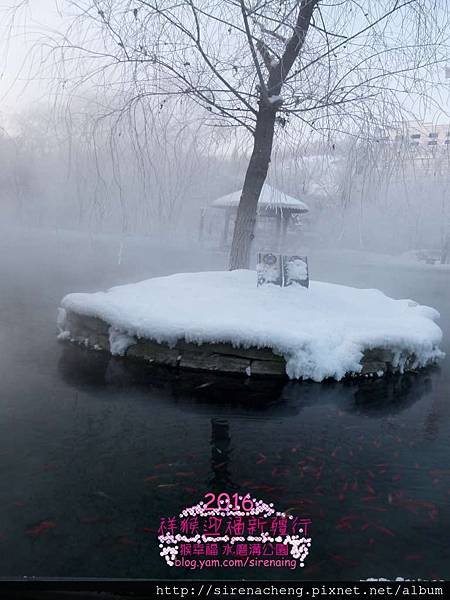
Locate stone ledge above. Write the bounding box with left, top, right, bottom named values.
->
left=61, top=310, right=416, bottom=379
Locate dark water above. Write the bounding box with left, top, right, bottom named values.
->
left=0, top=229, right=449, bottom=580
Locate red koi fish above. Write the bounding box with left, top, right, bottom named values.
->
left=26, top=521, right=56, bottom=536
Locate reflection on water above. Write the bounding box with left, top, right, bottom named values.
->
left=58, top=344, right=435, bottom=418
left=45, top=345, right=448, bottom=580
left=210, top=418, right=233, bottom=489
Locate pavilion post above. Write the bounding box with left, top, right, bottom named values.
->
left=198, top=207, right=206, bottom=243
left=281, top=211, right=290, bottom=250
left=275, top=209, right=283, bottom=251
left=221, top=208, right=232, bottom=247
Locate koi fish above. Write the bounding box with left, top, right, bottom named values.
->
left=212, top=462, right=228, bottom=469
left=271, top=467, right=282, bottom=476
left=373, top=524, right=395, bottom=536
left=79, top=516, right=112, bottom=524
left=302, top=564, right=320, bottom=575
left=330, top=554, right=357, bottom=567
left=26, top=521, right=56, bottom=536
left=117, top=536, right=135, bottom=546
left=336, top=521, right=352, bottom=531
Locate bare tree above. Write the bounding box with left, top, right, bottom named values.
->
left=6, top=0, right=450, bottom=267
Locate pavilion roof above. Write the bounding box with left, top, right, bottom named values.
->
left=211, top=184, right=309, bottom=213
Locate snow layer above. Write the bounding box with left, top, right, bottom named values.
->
left=59, top=270, right=444, bottom=382
left=285, top=257, right=308, bottom=281
left=109, top=328, right=137, bottom=356
left=212, top=184, right=309, bottom=212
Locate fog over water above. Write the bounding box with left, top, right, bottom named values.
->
left=0, top=227, right=449, bottom=579
left=0, top=0, right=449, bottom=583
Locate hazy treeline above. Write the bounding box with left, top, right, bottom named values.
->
left=1, top=100, right=449, bottom=254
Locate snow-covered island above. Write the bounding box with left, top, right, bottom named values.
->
left=57, top=270, right=444, bottom=382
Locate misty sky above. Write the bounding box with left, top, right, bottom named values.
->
left=0, top=0, right=65, bottom=114
left=1, top=0, right=449, bottom=125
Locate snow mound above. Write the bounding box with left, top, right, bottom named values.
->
left=59, top=270, right=444, bottom=382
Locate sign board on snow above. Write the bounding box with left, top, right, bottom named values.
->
left=257, top=253, right=309, bottom=288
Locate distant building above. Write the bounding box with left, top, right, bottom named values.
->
left=384, top=122, right=450, bottom=148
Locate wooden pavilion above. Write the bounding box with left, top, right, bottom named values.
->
left=199, top=184, right=309, bottom=249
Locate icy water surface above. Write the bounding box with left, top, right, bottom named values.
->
left=0, top=228, right=449, bottom=580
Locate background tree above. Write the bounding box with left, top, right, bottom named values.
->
left=6, top=0, right=450, bottom=267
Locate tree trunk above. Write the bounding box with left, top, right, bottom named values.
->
left=229, top=104, right=277, bottom=270
left=228, top=1, right=317, bottom=270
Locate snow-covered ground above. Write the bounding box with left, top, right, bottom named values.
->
left=58, top=269, right=444, bottom=382
left=321, top=248, right=450, bottom=271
